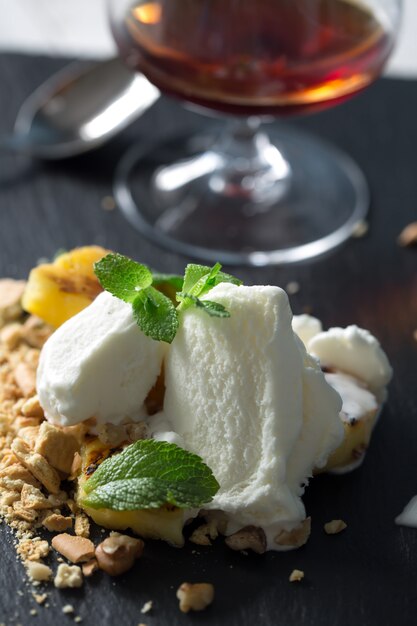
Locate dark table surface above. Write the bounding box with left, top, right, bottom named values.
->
left=0, top=53, right=416, bottom=626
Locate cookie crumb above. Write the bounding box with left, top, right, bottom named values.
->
left=289, top=569, right=304, bottom=582
left=29, top=609, right=37, bottom=616
left=62, top=604, right=74, bottom=614
left=324, top=519, right=347, bottom=535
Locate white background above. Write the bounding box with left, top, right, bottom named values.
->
left=0, top=0, right=414, bottom=77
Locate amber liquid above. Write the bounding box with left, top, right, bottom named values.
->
left=113, top=0, right=393, bottom=115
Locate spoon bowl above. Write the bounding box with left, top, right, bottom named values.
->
left=4, top=58, right=160, bottom=159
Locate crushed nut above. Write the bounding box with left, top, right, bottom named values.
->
left=81, top=559, right=98, bottom=577
left=18, top=538, right=49, bottom=561
left=34, top=422, right=80, bottom=475
left=21, top=396, right=44, bottom=419
left=20, top=483, right=51, bottom=510
left=11, top=438, right=61, bottom=493
left=274, top=518, right=311, bottom=549
left=95, top=533, right=144, bottom=576
left=324, top=519, right=347, bottom=535
left=176, top=583, right=214, bottom=613
left=141, top=600, right=153, bottom=614
left=0, top=279, right=26, bottom=327
left=25, top=561, right=52, bottom=582
left=398, top=222, right=417, bottom=247
left=0, top=324, right=22, bottom=350
left=54, top=563, right=83, bottom=589
left=32, top=593, right=47, bottom=605
left=190, top=520, right=219, bottom=546
left=289, top=569, right=304, bottom=582
left=52, top=534, right=95, bottom=563
left=42, top=513, right=73, bottom=532
left=62, top=604, right=75, bottom=614
left=225, top=526, right=266, bottom=554
left=13, top=363, right=36, bottom=397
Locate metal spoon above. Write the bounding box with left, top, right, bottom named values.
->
left=1, top=57, right=160, bottom=159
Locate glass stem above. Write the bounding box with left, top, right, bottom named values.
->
left=209, top=117, right=292, bottom=205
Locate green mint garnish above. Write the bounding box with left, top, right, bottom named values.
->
left=176, top=293, right=230, bottom=318
left=94, top=254, right=240, bottom=342
left=94, top=253, right=153, bottom=303
left=81, top=439, right=220, bottom=511
left=94, top=254, right=177, bottom=343
left=177, top=263, right=241, bottom=316
left=133, top=287, right=178, bottom=343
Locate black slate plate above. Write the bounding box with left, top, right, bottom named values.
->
left=0, top=54, right=417, bottom=626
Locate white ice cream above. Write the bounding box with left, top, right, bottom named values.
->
left=37, top=291, right=165, bottom=427
left=160, top=284, right=344, bottom=549
left=292, top=315, right=393, bottom=396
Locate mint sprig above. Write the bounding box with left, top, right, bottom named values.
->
left=94, top=254, right=241, bottom=341
left=133, top=287, right=178, bottom=343
left=94, top=254, right=178, bottom=343
left=94, top=253, right=153, bottom=303
left=177, top=262, right=241, bottom=317
left=81, top=439, right=220, bottom=511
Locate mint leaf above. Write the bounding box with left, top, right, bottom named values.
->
left=81, top=439, right=219, bottom=510
left=176, top=293, right=230, bottom=318
left=133, top=286, right=178, bottom=343
left=94, top=253, right=153, bottom=303
left=195, top=299, right=230, bottom=318
left=152, top=272, right=183, bottom=292
left=183, top=263, right=242, bottom=296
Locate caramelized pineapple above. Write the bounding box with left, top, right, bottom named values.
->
left=76, top=436, right=185, bottom=547
left=322, top=408, right=379, bottom=473
left=22, top=246, right=109, bottom=327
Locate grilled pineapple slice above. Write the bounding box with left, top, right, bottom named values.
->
left=76, top=436, right=185, bottom=547
left=22, top=246, right=109, bottom=327
left=322, top=407, right=379, bottom=473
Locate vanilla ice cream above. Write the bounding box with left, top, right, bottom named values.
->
left=292, top=316, right=392, bottom=397
left=161, top=284, right=344, bottom=549
left=37, top=291, right=166, bottom=427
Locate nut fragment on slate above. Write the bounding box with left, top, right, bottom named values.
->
left=224, top=525, right=266, bottom=554
left=274, top=517, right=311, bottom=549
left=398, top=221, right=417, bottom=247
left=95, top=533, right=144, bottom=576
left=25, top=561, right=52, bottom=582
left=289, top=569, right=304, bottom=583
left=54, top=563, right=83, bottom=589
left=324, top=519, right=347, bottom=535
left=176, top=582, right=214, bottom=613
left=52, top=533, right=95, bottom=563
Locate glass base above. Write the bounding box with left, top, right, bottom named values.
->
left=114, top=124, right=369, bottom=267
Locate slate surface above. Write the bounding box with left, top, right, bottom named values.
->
left=0, top=54, right=416, bottom=626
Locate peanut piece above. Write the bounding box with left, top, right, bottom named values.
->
left=95, top=533, right=144, bottom=576
left=176, top=583, right=214, bottom=613
left=225, top=526, right=266, bottom=554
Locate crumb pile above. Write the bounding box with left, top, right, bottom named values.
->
left=0, top=279, right=147, bottom=591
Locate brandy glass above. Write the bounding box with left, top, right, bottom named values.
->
left=108, top=0, right=402, bottom=266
